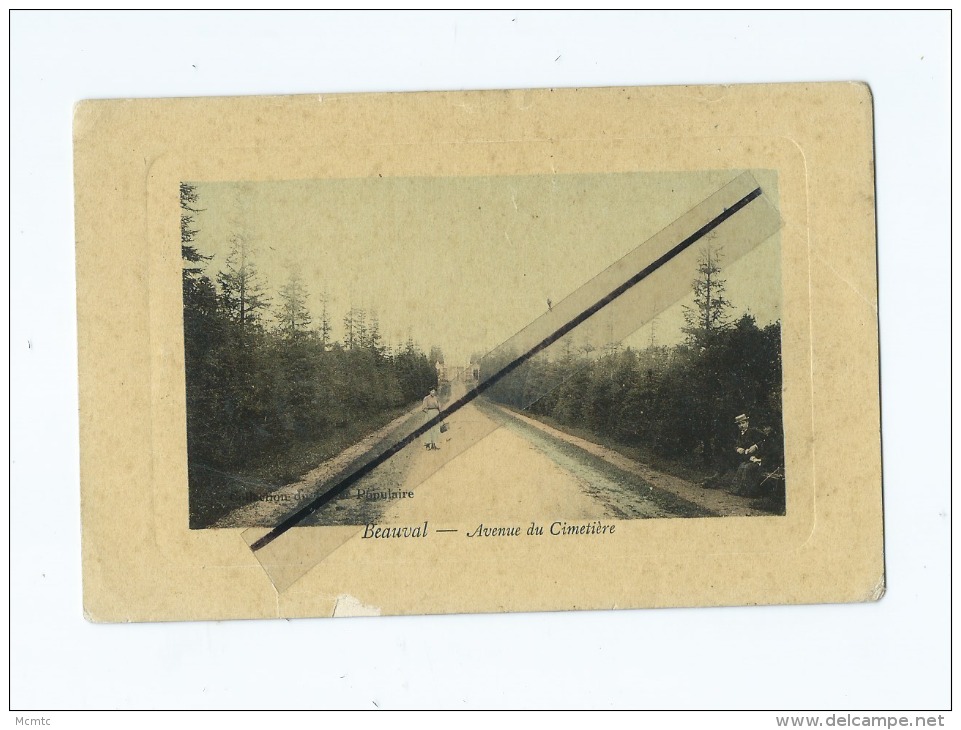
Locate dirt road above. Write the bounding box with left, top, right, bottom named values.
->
left=220, top=382, right=771, bottom=530
left=372, top=400, right=681, bottom=528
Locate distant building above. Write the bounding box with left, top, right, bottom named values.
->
left=436, top=362, right=471, bottom=383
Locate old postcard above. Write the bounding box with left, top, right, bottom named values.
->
left=75, top=83, right=882, bottom=621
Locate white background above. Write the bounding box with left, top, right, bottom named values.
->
left=8, top=10, right=951, bottom=713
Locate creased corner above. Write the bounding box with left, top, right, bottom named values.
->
left=332, top=594, right=381, bottom=618
left=867, top=573, right=886, bottom=602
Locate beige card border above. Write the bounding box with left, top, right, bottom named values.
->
left=76, top=83, right=881, bottom=621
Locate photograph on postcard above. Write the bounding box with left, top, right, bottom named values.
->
left=181, top=170, right=786, bottom=535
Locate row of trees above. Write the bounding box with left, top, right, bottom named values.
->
left=481, top=248, right=783, bottom=472
left=181, top=183, right=438, bottom=476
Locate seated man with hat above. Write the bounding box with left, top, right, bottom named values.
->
left=731, top=413, right=765, bottom=497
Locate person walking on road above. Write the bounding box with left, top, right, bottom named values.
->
left=422, top=388, right=441, bottom=450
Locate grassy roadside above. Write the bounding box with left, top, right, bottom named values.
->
left=499, top=404, right=786, bottom=515
left=188, top=403, right=417, bottom=529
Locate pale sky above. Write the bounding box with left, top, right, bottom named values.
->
left=190, top=170, right=781, bottom=365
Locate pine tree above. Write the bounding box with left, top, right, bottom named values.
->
left=682, top=244, right=732, bottom=348
left=180, top=182, right=212, bottom=296
left=277, top=271, right=312, bottom=339
left=343, top=308, right=355, bottom=350
left=318, top=291, right=332, bottom=350
left=680, top=244, right=733, bottom=464
left=180, top=182, right=202, bottom=258
left=368, top=310, right=385, bottom=359
left=217, top=234, right=270, bottom=335
left=354, top=308, right=368, bottom=350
